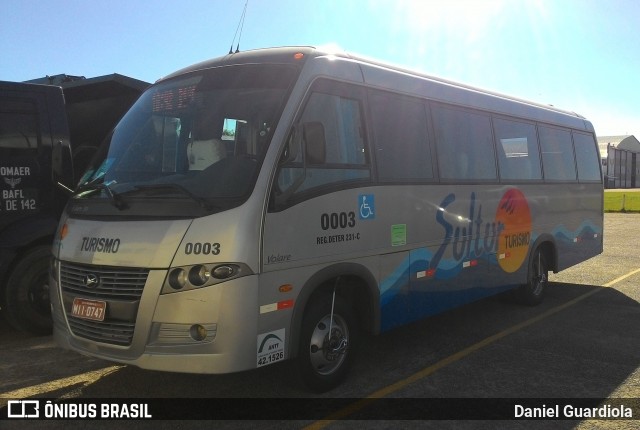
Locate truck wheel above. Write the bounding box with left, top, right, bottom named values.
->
left=4, top=245, right=53, bottom=335
left=517, top=247, right=548, bottom=306
left=296, top=294, right=357, bottom=392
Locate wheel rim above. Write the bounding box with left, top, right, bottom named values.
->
left=308, top=313, right=349, bottom=376
left=27, top=272, right=51, bottom=316
left=531, top=251, right=547, bottom=297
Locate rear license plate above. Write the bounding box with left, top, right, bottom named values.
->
left=71, top=298, right=106, bottom=322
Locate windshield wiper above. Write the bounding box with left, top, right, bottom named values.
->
left=77, top=171, right=107, bottom=190
left=123, top=183, right=214, bottom=210
left=74, top=180, right=127, bottom=210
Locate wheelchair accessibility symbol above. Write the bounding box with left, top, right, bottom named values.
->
left=359, top=194, right=375, bottom=220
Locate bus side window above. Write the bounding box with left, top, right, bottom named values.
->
left=539, top=125, right=577, bottom=181
left=493, top=117, right=542, bottom=181
left=572, top=131, right=601, bottom=182
left=369, top=91, right=433, bottom=182
left=431, top=104, right=496, bottom=181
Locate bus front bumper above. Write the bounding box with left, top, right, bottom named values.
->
left=51, top=272, right=260, bottom=374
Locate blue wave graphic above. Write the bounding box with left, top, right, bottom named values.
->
left=379, top=247, right=464, bottom=307
left=379, top=254, right=411, bottom=306
left=552, top=220, right=602, bottom=243
left=378, top=219, right=602, bottom=329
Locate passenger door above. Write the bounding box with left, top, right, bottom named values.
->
left=263, top=79, right=373, bottom=270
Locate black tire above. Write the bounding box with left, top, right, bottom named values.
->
left=4, top=245, right=53, bottom=335
left=296, top=294, right=358, bottom=392
left=517, top=247, right=549, bottom=306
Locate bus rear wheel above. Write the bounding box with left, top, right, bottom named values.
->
left=517, top=247, right=549, bottom=306
left=296, top=294, right=357, bottom=392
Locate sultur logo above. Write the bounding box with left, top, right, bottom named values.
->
left=496, top=189, right=532, bottom=273
left=432, top=188, right=532, bottom=274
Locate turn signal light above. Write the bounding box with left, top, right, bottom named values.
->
left=279, top=284, right=293, bottom=293
left=60, top=223, right=69, bottom=240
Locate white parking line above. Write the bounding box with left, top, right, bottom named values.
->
left=603, top=267, right=640, bottom=287
left=0, top=365, right=123, bottom=406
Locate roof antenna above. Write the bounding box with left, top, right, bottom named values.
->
left=229, top=1, right=248, bottom=54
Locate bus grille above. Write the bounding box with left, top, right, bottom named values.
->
left=66, top=317, right=136, bottom=346
left=60, top=262, right=149, bottom=346
left=60, top=262, right=148, bottom=300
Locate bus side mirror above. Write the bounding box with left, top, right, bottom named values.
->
left=274, top=124, right=306, bottom=207
left=273, top=122, right=326, bottom=208
left=303, top=122, right=326, bottom=164
left=280, top=126, right=301, bottom=165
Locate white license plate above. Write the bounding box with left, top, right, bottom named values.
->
left=71, top=298, right=106, bottom=322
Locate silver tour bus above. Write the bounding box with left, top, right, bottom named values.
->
left=50, top=46, right=603, bottom=391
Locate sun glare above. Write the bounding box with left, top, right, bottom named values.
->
left=393, top=0, right=506, bottom=42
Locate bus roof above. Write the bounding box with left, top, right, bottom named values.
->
left=157, top=46, right=593, bottom=133
left=159, top=46, right=319, bottom=81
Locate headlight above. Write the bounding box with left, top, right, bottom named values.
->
left=168, top=268, right=187, bottom=290
left=188, top=265, right=210, bottom=286
left=162, top=263, right=251, bottom=294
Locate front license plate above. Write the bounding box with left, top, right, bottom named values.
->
left=71, top=298, right=106, bottom=322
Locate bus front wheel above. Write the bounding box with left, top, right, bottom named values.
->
left=517, top=247, right=549, bottom=306
left=296, top=294, right=357, bottom=392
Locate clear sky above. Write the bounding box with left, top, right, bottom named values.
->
left=2, top=0, right=639, bottom=137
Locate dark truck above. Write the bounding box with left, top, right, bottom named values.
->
left=0, top=74, right=148, bottom=334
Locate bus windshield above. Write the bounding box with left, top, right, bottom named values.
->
left=77, top=64, right=298, bottom=213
